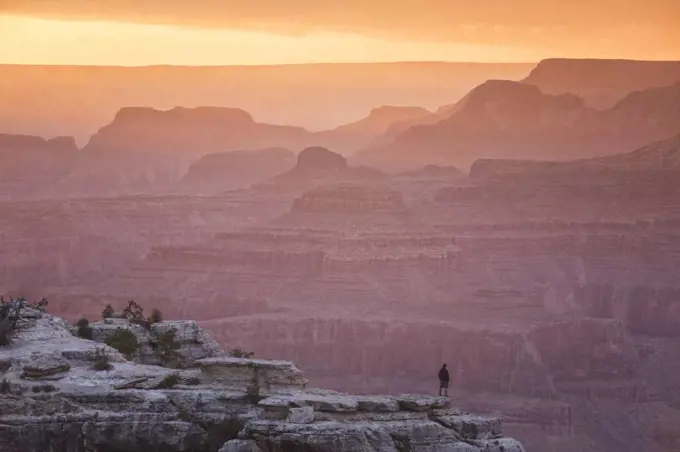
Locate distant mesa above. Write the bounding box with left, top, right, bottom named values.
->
left=113, top=105, right=254, bottom=124
left=522, top=58, right=680, bottom=109
left=445, top=134, right=680, bottom=203
left=0, top=133, right=78, bottom=153
left=470, top=133, right=680, bottom=181
left=259, top=146, right=388, bottom=195
left=295, top=146, right=348, bottom=172
left=0, top=133, right=80, bottom=199
left=64, top=106, right=314, bottom=196
left=353, top=80, right=680, bottom=172
left=85, top=106, right=312, bottom=157
left=0, top=61, right=535, bottom=144
left=450, top=79, right=585, bottom=115
left=84, top=105, right=427, bottom=162
left=178, top=147, right=296, bottom=194
left=594, top=133, right=680, bottom=171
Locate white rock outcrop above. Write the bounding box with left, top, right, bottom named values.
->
left=0, top=307, right=525, bottom=452
left=89, top=317, right=224, bottom=366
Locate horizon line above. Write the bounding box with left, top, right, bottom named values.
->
left=2, top=57, right=679, bottom=69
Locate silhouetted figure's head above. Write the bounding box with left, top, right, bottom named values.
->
left=442, top=364, right=447, bottom=368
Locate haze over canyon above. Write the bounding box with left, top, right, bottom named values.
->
left=1, top=49, right=680, bottom=452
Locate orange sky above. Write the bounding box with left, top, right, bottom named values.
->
left=1, top=1, right=679, bottom=65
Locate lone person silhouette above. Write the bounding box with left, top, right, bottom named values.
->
left=438, top=364, right=450, bottom=396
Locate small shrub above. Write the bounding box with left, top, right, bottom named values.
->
left=155, top=373, right=180, bottom=389
left=92, top=346, right=113, bottom=371
left=154, top=327, right=182, bottom=368
left=104, top=328, right=139, bottom=359
left=177, top=407, right=193, bottom=422
left=229, top=348, right=255, bottom=359
left=34, top=298, right=48, bottom=313
left=0, top=298, right=23, bottom=347
left=0, top=378, right=11, bottom=394
left=31, top=384, right=56, bottom=393
left=76, top=318, right=93, bottom=340
left=0, top=318, right=13, bottom=347
left=78, top=326, right=93, bottom=340
left=122, top=300, right=145, bottom=325
left=102, top=304, right=114, bottom=319
left=149, top=308, right=163, bottom=324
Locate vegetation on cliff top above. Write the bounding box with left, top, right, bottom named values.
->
left=229, top=348, right=255, bottom=359
left=0, top=296, right=48, bottom=346
left=104, top=328, right=139, bottom=359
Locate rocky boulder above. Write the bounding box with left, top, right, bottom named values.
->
left=197, top=357, right=308, bottom=392
left=19, top=351, right=71, bottom=380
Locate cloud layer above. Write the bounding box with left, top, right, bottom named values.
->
left=2, top=0, right=679, bottom=59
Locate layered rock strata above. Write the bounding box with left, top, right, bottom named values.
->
left=0, top=307, right=524, bottom=452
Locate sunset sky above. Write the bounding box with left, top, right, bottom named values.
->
left=1, top=1, right=679, bottom=65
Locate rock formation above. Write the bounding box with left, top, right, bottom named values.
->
left=85, top=107, right=313, bottom=158
left=294, top=146, right=348, bottom=173
left=464, top=135, right=680, bottom=201
left=353, top=81, right=680, bottom=171
left=317, top=105, right=433, bottom=153
left=31, top=144, right=680, bottom=452
left=0, top=305, right=524, bottom=452
left=0, top=62, right=534, bottom=144
left=257, top=147, right=389, bottom=195
left=177, top=148, right=296, bottom=194
left=291, top=184, right=406, bottom=214
left=0, top=133, right=79, bottom=199
left=522, top=58, right=680, bottom=109
left=87, top=316, right=224, bottom=367
left=51, top=107, right=313, bottom=196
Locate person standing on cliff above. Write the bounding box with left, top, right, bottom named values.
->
left=438, top=364, right=450, bottom=397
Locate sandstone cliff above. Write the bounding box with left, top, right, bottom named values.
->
left=85, top=107, right=313, bottom=158
left=317, top=105, right=433, bottom=153
left=522, top=58, right=680, bottom=109
left=36, top=168, right=680, bottom=452
left=0, top=62, right=533, bottom=143
left=465, top=134, right=680, bottom=202
left=0, top=133, right=79, bottom=199
left=177, top=148, right=296, bottom=194
left=0, top=304, right=524, bottom=452
left=353, top=81, right=680, bottom=171
left=257, top=146, right=390, bottom=196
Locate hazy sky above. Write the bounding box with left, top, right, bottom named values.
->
left=1, top=1, right=679, bottom=65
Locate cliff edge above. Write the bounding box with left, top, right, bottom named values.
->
left=0, top=303, right=524, bottom=452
